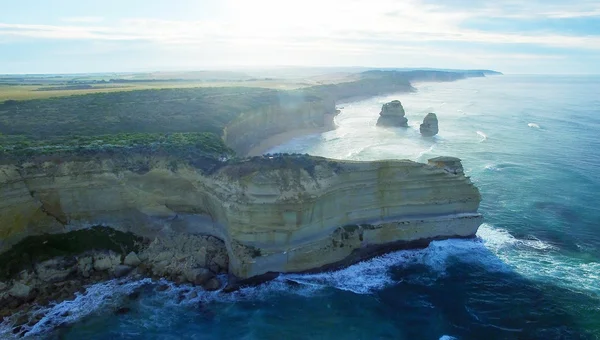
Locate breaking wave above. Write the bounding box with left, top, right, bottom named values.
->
left=0, top=279, right=153, bottom=338
left=476, top=131, right=487, bottom=141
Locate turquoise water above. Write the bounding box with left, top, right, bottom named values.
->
left=7, top=75, right=600, bottom=339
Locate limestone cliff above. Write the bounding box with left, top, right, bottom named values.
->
left=0, top=154, right=481, bottom=279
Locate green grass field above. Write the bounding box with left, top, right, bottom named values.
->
left=0, top=70, right=360, bottom=102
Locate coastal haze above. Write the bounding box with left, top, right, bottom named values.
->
left=1, top=0, right=600, bottom=339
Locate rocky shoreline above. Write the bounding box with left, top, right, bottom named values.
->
left=0, top=231, right=229, bottom=336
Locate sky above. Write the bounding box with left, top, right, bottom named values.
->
left=0, top=0, right=599, bottom=74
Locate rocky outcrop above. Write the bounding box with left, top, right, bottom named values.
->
left=420, top=113, right=439, bottom=137
left=0, top=231, right=229, bottom=327
left=428, top=156, right=463, bottom=174
left=0, top=154, right=482, bottom=280
left=376, top=100, right=408, bottom=127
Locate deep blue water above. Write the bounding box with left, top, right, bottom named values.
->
left=4, top=75, right=599, bottom=339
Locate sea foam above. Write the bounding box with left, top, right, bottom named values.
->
left=0, top=278, right=153, bottom=338
left=476, top=131, right=487, bottom=141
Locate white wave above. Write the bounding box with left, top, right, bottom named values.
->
left=282, top=254, right=400, bottom=294
left=477, top=224, right=558, bottom=252
left=440, top=336, right=458, bottom=340
left=0, top=278, right=153, bottom=338
left=477, top=224, right=599, bottom=295
left=416, top=144, right=435, bottom=161
left=280, top=234, right=514, bottom=294
left=476, top=131, right=487, bottom=142
left=527, top=123, right=540, bottom=129
left=484, top=164, right=500, bottom=172
left=345, top=148, right=364, bottom=160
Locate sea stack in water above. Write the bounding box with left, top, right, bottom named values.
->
left=376, top=100, right=408, bottom=127
left=420, top=113, right=438, bottom=137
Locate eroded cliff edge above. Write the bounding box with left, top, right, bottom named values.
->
left=0, top=154, right=482, bottom=279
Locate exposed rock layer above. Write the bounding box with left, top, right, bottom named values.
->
left=0, top=154, right=482, bottom=279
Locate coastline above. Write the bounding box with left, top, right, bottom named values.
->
left=246, top=110, right=338, bottom=156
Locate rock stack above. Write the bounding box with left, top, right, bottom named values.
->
left=420, top=113, right=438, bottom=137
left=376, top=100, right=408, bottom=127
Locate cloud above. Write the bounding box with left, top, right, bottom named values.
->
left=0, top=0, right=598, bottom=73
left=420, top=0, right=600, bottom=19
left=60, top=16, right=104, bottom=23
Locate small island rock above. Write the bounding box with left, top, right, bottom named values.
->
left=420, top=113, right=438, bottom=137
left=376, top=100, right=408, bottom=127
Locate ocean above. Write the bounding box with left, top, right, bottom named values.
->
left=6, top=75, right=600, bottom=339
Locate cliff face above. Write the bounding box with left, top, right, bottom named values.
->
left=0, top=155, right=482, bottom=279
left=223, top=71, right=416, bottom=156
left=223, top=99, right=335, bottom=155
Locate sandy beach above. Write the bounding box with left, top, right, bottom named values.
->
left=246, top=111, right=338, bottom=156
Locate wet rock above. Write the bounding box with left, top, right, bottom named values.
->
left=136, top=263, right=150, bottom=275
left=14, top=314, right=30, bottom=327
left=35, top=257, right=77, bottom=283
left=202, top=278, right=221, bottom=291
left=189, top=291, right=198, bottom=299
left=222, top=283, right=239, bottom=293
left=183, top=268, right=214, bottom=285
left=27, top=313, right=43, bottom=327
left=123, top=252, right=141, bottom=267
left=0, top=309, right=9, bottom=321
left=58, top=287, right=75, bottom=301
left=419, top=112, right=439, bottom=137
left=114, top=307, right=131, bottom=315
left=8, top=282, right=32, bottom=299
left=156, top=284, right=169, bottom=292
left=113, top=265, right=133, bottom=278
left=12, top=325, right=23, bottom=335
left=128, top=290, right=141, bottom=300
